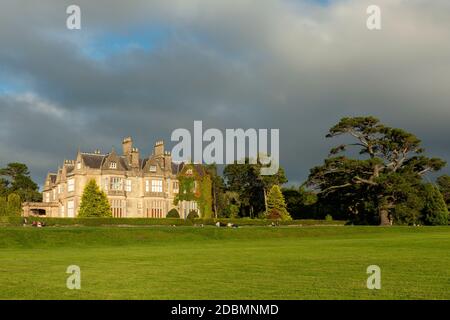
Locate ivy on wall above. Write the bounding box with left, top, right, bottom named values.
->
left=174, top=165, right=213, bottom=218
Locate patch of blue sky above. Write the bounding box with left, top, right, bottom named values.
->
left=0, top=77, right=27, bottom=95
left=82, top=25, right=171, bottom=60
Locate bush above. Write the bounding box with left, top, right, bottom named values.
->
left=166, top=208, right=180, bottom=218
left=325, top=214, right=333, bottom=222
left=187, top=210, right=199, bottom=220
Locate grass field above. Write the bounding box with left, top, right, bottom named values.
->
left=0, top=226, right=449, bottom=300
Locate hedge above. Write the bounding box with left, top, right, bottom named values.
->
left=0, top=216, right=346, bottom=227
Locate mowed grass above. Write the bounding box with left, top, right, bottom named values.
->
left=0, top=226, right=449, bottom=300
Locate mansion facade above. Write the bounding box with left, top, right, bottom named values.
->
left=22, top=138, right=209, bottom=219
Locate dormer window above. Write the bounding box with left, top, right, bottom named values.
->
left=186, top=169, right=193, bottom=175
left=110, top=162, right=117, bottom=169
left=149, top=165, right=157, bottom=172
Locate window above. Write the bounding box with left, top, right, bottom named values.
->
left=111, top=199, right=126, bottom=218
left=151, top=180, right=163, bottom=193
left=125, top=179, right=132, bottom=192
left=149, top=165, right=157, bottom=172
left=145, top=180, right=150, bottom=192
left=67, top=179, right=75, bottom=192
left=67, top=200, right=75, bottom=218
left=45, top=192, right=50, bottom=202
left=186, top=169, right=193, bottom=175
left=173, top=181, right=179, bottom=193
left=110, top=162, right=117, bottom=169
left=110, top=177, right=123, bottom=191
left=145, top=200, right=164, bottom=218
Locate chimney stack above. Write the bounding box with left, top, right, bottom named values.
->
left=131, top=147, right=140, bottom=168
left=154, top=140, right=164, bottom=157
left=122, top=137, right=133, bottom=156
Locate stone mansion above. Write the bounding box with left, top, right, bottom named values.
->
left=22, top=137, right=210, bottom=219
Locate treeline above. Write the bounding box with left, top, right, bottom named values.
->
left=209, top=117, right=449, bottom=226
left=0, top=163, right=41, bottom=216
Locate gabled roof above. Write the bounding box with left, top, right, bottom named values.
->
left=49, top=174, right=57, bottom=184
left=81, top=153, right=105, bottom=169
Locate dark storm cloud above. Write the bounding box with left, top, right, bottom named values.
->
left=0, top=0, right=449, bottom=186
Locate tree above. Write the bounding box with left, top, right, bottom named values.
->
left=307, top=116, right=445, bottom=225
left=166, top=208, right=180, bottom=218
left=421, top=184, right=448, bottom=226
left=0, top=163, right=41, bottom=202
left=205, top=164, right=227, bottom=218
left=282, top=186, right=318, bottom=219
left=223, top=159, right=287, bottom=218
left=0, top=196, right=7, bottom=216
left=6, top=193, right=22, bottom=216
left=78, top=180, right=112, bottom=217
left=266, top=185, right=292, bottom=221
left=437, top=175, right=450, bottom=210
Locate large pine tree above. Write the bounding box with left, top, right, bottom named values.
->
left=266, top=185, right=292, bottom=221
left=78, top=180, right=112, bottom=217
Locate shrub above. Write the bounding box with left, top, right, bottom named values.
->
left=187, top=210, right=199, bottom=220
left=166, top=208, right=180, bottom=218
left=325, top=214, right=333, bottom=222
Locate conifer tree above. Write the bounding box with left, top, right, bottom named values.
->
left=266, top=185, right=292, bottom=220
left=78, top=180, right=112, bottom=217
left=422, top=184, right=448, bottom=226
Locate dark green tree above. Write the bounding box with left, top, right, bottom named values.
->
left=0, top=163, right=41, bottom=202
left=224, top=159, right=287, bottom=218
left=282, top=186, right=318, bottom=219
left=437, top=175, right=450, bottom=210
left=421, top=184, right=448, bottom=225
left=78, top=179, right=112, bottom=217
left=6, top=193, right=22, bottom=216
left=307, top=116, right=445, bottom=225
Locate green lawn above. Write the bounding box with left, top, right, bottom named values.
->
left=0, top=226, right=449, bottom=299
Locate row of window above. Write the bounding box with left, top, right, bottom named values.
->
left=59, top=200, right=177, bottom=218
left=44, top=178, right=181, bottom=202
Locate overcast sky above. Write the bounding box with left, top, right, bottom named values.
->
left=0, top=0, right=449, bottom=186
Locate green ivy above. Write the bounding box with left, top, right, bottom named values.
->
left=174, top=166, right=212, bottom=218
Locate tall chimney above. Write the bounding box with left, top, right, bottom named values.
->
left=122, top=137, right=133, bottom=156
left=154, top=140, right=164, bottom=157
left=131, top=148, right=140, bottom=168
